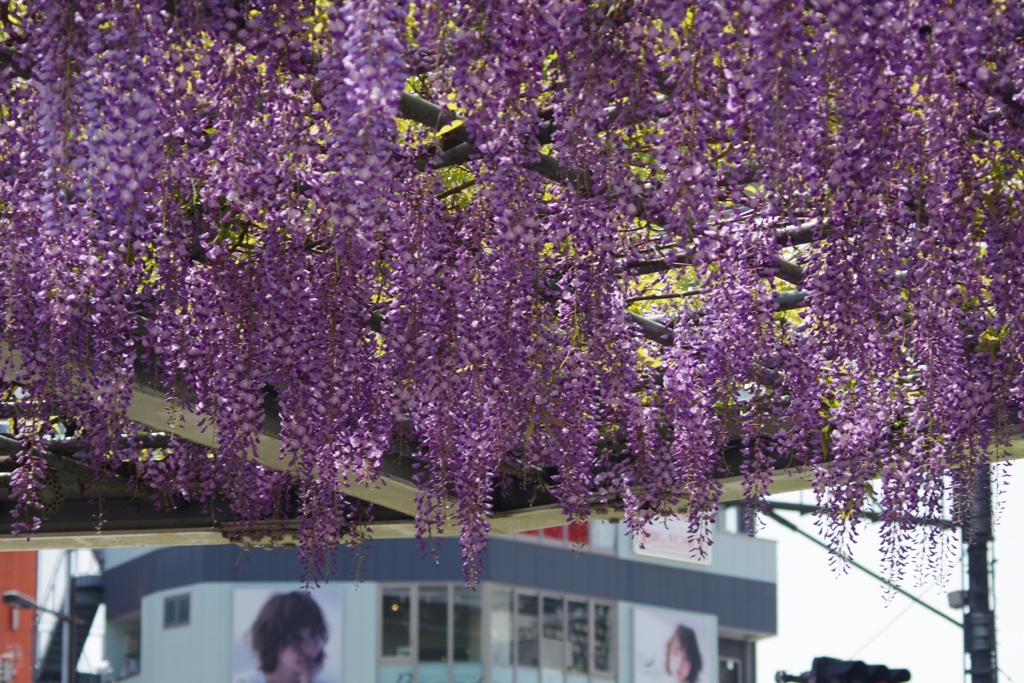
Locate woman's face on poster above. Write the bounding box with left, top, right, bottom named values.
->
left=667, top=633, right=692, bottom=683
left=272, top=627, right=325, bottom=683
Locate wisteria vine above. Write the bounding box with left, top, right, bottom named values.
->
left=1, top=0, right=1023, bottom=581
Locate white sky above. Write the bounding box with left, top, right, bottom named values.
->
left=755, top=463, right=1022, bottom=683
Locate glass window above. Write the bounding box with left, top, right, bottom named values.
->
left=541, top=597, right=565, bottom=672
left=163, top=597, right=176, bottom=628
left=163, top=594, right=189, bottom=628
left=517, top=593, right=540, bottom=668
left=588, top=521, right=618, bottom=551
left=720, top=658, right=742, bottom=683
left=491, top=587, right=514, bottom=667
left=419, top=586, right=449, bottom=663
left=378, top=585, right=617, bottom=683
left=453, top=587, right=481, bottom=662
left=382, top=587, right=412, bottom=658
left=567, top=600, right=589, bottom=674
left=593, top=603, right=613, bottom=674
left=123, top=631, right=140, bottom=677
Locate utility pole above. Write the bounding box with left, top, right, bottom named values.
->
left=963, top=466, right=997, bottom=683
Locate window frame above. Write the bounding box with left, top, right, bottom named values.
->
left=379, top=583, right=486, bottom=683
left=162, top=593, right=190, bottom=629
left=719, top=656, right=743, bottom=683
left=378, top=583, right=617, bottom=683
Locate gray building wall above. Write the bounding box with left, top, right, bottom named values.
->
left=103, top=533, right=775, bottom=635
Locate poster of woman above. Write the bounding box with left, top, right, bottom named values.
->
left=232, top=588, right=343, bottom=683
left=633, top=607, right=717, bottom=683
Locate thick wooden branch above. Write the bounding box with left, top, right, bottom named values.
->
left=628, top=289, right=808, bottom=346
left=624, top=253, right=805, bottom=285
left=400, top=92, right=595, bottom=192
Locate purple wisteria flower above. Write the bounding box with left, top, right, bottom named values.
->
left=0, top=0, right=1022, bottom=582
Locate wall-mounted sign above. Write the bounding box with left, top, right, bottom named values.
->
left=633, top=515, right=712, bottom=565
left=633, top=607, right=718, bottom=683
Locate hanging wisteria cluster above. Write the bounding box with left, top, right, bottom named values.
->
left=1, top=0, right=1023, bottom=580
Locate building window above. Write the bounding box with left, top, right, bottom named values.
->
left=507, top=588, right=615, bottom=681
left=593, top=602, right=613, bottom=674
left=418, top=586, right=448, bottom=664
left=492, top=587, right=514, bottom=680
left=123, top=631, right=141, bottom=677
left=452, top=588, right=482, bottom=662
left=379, top=585, right=615, bottom=683
left=567, top=600, right=589, bottom=674
left=163, top=594, right=189, bottom=628
left=516, top=593, right=539, bottom=668
left=380, top=584, right=485, bottom=683
left=382, top=587, right=412, bottom=657
left=720, top=657, right=742, bottom=683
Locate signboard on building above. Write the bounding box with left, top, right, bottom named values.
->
left=232, top=588, right=343, bottom=683
left=633, top=606, right=718, bottom=683
left=633, top=515, right=712, bottom=565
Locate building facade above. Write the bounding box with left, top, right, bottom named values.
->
left=98, top=518, right=775, bottom=683
left=0, top=551, right=37, bottom=683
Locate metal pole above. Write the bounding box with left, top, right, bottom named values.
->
left=60, top=552, right=69, bottom=683
left=964, top=467, right=996, bottom=683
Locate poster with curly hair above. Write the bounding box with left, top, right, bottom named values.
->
left=232, top=588, right=343, bottom=683
left=634, top=607, right=717, bottom=683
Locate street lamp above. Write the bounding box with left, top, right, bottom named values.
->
left=2, top=590, right=34, bottom=611
left=3, top=588, right=84, bottom=683
left=2, top=591, right=82, bottom=625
